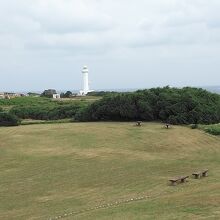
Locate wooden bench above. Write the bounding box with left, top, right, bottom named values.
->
left=169, top=176, right=189, bottom=186
left=192, top=169, right=208, bottom=179
left=136, top=121, right=142, bottom=126
left=165, top=124, right=171, bottom=129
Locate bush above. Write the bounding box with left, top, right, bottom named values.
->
left=202, top=124, right=220, bottom=135
left=75, top=87, right=220, bottom=125
left=60, top=91, right=73, bottom=98
left=10, top=103, right=87, bottom=120
left=191, top=124, right=198, bottom=129
left=1, top=96, right=90, bottom=121
left=0, top=112, right=21, bottom=126
left=87, top=91, right=120, bottom=96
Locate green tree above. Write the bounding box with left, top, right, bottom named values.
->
left=75, top=87, right=220, bottom=125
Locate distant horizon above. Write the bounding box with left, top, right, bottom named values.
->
left=2, top=85, right=220, bottom=94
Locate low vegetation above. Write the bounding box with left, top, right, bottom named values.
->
left=199, top=124, right=220, bottom=135
left=87, top=91, right=120, bottom=96
left=0, top=122, right=219, bottom=219
left=10, top=102, right=87, bottom=120
left=0, top=96, right=89, bottom=121
left=0, top=96, right=52, bottom=107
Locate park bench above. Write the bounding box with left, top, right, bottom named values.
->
left=136, top=121, right=142, bottom=126
left=165, top=124, right=171, bottom=129
left=192, top=169, right=209, bottom=179
left=169, top=175, right=189, bottom=186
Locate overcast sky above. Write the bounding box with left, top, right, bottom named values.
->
left=0, top=0, right=220, bottom=92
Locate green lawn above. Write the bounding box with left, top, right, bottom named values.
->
left=0, top=122, right=219, bottom=220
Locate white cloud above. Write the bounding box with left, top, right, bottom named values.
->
left=0, top=0, right=220, bottom=90
left=28, top=0, right=114, bottom=33
left=1, top=0, right=220, bottom=50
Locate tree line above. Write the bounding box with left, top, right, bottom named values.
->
left=1, top=87, right=220, bottom=126
left=75, top=87, right=220, bottom=125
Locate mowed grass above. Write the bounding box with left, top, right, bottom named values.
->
left=0, top=122, right=219, bottom=220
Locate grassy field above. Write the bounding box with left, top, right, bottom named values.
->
left=0, top=96, right=95, bottom=110
left=0, top=122, right=219, bottom=220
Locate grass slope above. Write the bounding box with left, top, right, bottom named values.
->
left=0, top=123, right=219, bottom=220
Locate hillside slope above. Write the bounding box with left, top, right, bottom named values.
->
left=0, top=123, right=219, bottom=220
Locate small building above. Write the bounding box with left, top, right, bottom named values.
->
left=53, top=94, right=60, bottom=99
left=0, top=92, right=24, bottom=99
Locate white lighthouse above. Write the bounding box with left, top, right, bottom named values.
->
left=79, top=66, right=93, bottom=95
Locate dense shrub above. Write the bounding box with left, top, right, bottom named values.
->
left=0, top=96, right=89, bottom=121
left=75, top=87, right=220, bottom=125
left=2, top=88, right=220, bottom=125
left=200, top=124, right=220, bottom=135
left=87, top=91, right=120, bottom=96
left=60, top=91, right=73, bottom=98
left=0, top=112, right=21, bottom=126
left=10, top=103, right=87, bottom=120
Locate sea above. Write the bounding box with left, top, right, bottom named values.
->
left=4, top=86, right=220, bottom=95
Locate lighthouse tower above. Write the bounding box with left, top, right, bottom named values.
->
left=79, top=66, right=93, bottom=95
